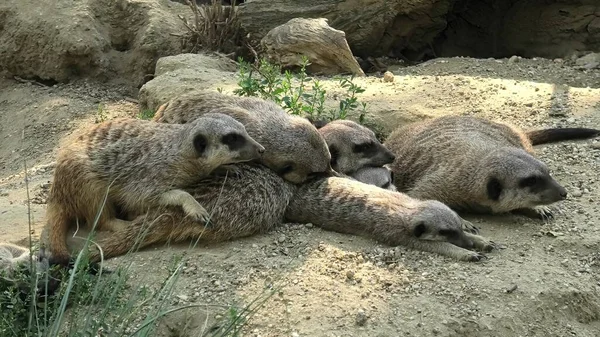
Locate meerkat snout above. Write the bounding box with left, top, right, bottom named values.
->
left=411, top=200, right=474, bottom=250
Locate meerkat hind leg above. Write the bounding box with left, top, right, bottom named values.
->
left=159, top=189, right=211, bottom=225
left=409, top=240, right=487, bottom=262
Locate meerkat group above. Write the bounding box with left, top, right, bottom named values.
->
left=153, top=90, right=334, bottom=184
left=41, top=89, right=599, bottom=265
left=45, top=111, right=265, bottom=263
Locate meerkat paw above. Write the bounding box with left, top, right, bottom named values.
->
left=461, top=219, right=480, bottom=234
left=181, top=201, right=212, bottom=226
left=465, top=232, right=497, bottom=253
left=512, top=207, right=555, bottom=222
left=463, top=251, right=488, bottom=262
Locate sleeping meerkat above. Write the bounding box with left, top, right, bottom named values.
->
left=351, top=166, right=397, bottom=191
left=45, top=112, right=265, bottom=263
left=384, top=115, right=600, bottom=219
left=153, top=90, right=335, bottom=184
left=58, top=165, right=495, bottom=263
left=313, top=119, right=396, bottom=175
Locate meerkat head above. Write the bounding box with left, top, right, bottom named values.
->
left=263, top=116, right=333, bottom=184
left=351, top=166, right=397, bottom=191
left=480, top=147, right=568, bottom=213
left=410, top=200, right=474, bottom=249
left=316, top=120, right=395, bottom=175
left=185, top=112, right=265, bottom=170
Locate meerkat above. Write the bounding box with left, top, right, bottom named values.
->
left=313, top=119, right=396, bottom=175
left=153, top=89, right=335, bottom=184
left=351, top=166, right=397, bottom=191
left=52, top=164, right=495, bottom=263
left=384, top=115, right=600, bottom=219
left=45, top=112, right=265, bottom=263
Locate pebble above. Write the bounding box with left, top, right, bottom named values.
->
left=572, top=190, right=583, bottom=198
left=356, top=309, right=368, bottom=326
left=383, top=71, right=394, bottom=83
left=278, top=235, right=286, bottom=243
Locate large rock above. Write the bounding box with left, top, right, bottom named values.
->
left=138, top=53, right=238, bottom=111
left=261, top=18, right=365, bottom=76
left=0, top=0, right=189, bottom=88
left=239, top=0, right=453, bottom=58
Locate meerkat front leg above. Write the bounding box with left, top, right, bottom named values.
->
left=159, top=189, right=211, bottom=225
left=511, top=206, right=554, bottom=222
left=409, top=240, right=488, bottom=262
left=464, top=232, right=497, bottom=252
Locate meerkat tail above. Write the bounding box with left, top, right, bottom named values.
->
left=526, top=128, right=600, bottom=145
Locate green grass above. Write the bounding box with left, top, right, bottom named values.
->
left=0, top=175, right=280, bottom=337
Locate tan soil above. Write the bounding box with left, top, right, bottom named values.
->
left=0, top=57, right=599, bottom=337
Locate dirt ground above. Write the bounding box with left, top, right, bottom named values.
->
left=0, top=57, right=599, bottom=336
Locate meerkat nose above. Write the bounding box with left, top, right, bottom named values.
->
left=257, top=146, right=265, bottom=154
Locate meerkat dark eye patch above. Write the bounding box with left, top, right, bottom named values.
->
left=193, top=134, right=207, bottom=156
left=352, top=142, right=377, bottom=154
left=276, top=163, right=295, bottom=175
left=413, top=222, right=427, bottom=238
left=438, top=229, right=458, bottom=238
left=221, top=133, right=246, bottom=150
left=486, top=177, right=503, bottom=201
left=519, top=176, right=540, bottom=188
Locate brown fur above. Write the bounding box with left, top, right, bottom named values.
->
left=153, top=90, right=333, bottom=184
left=385, top=115, right=573, bottom=219
left=55, top=166, right=495, bottom=263
left=316, top=120, right=395, bottom=174
left=45, top=113, right=264, bottom=263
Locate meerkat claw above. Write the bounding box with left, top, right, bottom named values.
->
left=461, top=220, right=480, bottom=234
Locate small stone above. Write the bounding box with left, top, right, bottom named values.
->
left=346, top=270, right=355, bottom=280
left=278, top=235, right=286, bottom=243
left=0, top=189, right=8, bottom=197
left=356, top=309, right=368, bottom=326
left=572, top=190, right=583, bottom=198
left=305, top=223, right=314, bottom=228
left=176, top=294, right=189, bottom=301
left=291, top=332, right=300, bottom=337
left=590, top=143, right=600, bottom=150
left=508, top=55, right=519, bottom=63
left=383, top=71, right=394, bottom=83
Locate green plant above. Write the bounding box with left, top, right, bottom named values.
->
left=95, top=103, right=108, bottom=123
left=233, top=56, right=372, bottom=125
left=0, top=169, right=278, bottom=337
left=137, top=109, right=155, bottom=120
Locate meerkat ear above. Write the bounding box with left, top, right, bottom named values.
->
left=413, top=222, right=427, bottom=238
left=329, top=144, right=339, bottom=167
left=486, top=177, right=503, bottom=201
left=193, top=134, right=207, bottom=156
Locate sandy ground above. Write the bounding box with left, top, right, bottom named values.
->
left=0, top=57, right=599, bottom=336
